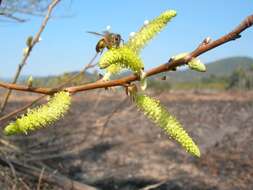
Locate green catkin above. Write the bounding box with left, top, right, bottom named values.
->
left=4, top=91, right=71, bottom=135
left=102, top=64, right=122, bottom=81
left=126, top=10, right=177, bottom=53
left=188, top=58, right=206, bottom=72
left=171, top=52, right=206, bottom=72
left=134, top=94, right=200, bottom=157
left=99, top=47, right=144, bottom=73
left=106, top=64, right=122, bottom=75
left=100, top=47, right=147, bottom=89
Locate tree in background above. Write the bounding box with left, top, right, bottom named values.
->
left=0, top=0, right=51, bottom=22
left=227, top=65, right=253, bottom=90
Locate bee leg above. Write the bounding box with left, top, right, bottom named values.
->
left=121, top=39, right=125, bottom=45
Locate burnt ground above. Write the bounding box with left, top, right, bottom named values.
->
left=0, top=90, right=253, bottom=190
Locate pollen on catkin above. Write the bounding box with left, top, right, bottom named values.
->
left=126, top=10, right=177, bottom=53
left=99, top=47, right=144, bottom=74
left=171, top=52, right=206, bottom=72
left=134, top=94, right=200, bottom=157
left=102, top=64, right=125, bottom=81
left=4, top=91, right=71, bottom=136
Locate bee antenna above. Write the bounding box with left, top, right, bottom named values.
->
left=86, top=31, right=104, bottom=37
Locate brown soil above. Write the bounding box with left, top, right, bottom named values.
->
left=0, top=90, right=253, bottom=190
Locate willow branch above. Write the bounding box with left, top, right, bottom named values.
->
left=0, top=0, right=61, bottom=113
left=0, top=14, right=252, bottom=95
left=68, top=14, right=253, bottom=93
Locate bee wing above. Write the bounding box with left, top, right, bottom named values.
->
left=86, top=31, right=104, bottom=37
left=102, top=30, right=111, bottom=35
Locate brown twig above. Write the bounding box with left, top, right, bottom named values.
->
left=0, top=150, right=18, bottom=188
left=0, top=139, right=21, bottom=152
left=0, top=83, right=56, bottom=95
left=37, top=167, right=45, bottom=190
left=139, top=180, right=167, bottom=190
left=18, top=178, right=31, bottom=190
left=0, top=157, right=99, bottom=190
left=0, top=0, right=61, bottom=113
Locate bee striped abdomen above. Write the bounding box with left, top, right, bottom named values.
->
left=96, top=39, right=106, bottom=53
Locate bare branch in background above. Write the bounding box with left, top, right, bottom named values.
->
left=0, top=0, right=61, bottom=114
left=0, top=12, right=26, bottom=22
left=0, top=0, right=51, bottom=22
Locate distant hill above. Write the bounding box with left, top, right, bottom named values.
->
left=14, top=71, right=97, bottom=87
left=165, top=56, right=253, bottom=82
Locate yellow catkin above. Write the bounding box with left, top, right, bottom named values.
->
left=99, top=47, right=144, bottom=73
left=135, top=94, right=200, bottom=157
left=4, top=91, right=71, bottom=135
left=126, top=10, right=177, bottom=53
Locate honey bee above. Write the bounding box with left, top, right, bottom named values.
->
left=87, top=31, right=123, bottom=53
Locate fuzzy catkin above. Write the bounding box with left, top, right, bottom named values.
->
left=135, top=94, right=200, bottom=157
left=188, top=58, right=206, bottom=72
left=102, top=64, right=123, bottom=81
left=99, top=47, right=144, bottom=73
left=171, top=52, right=206, bottom=72
left=126, top=10, right=177, bottom=53
left=4, top=91, right=71, bottom=135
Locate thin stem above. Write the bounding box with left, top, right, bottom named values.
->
left=0, top=0, right=61, bottom=114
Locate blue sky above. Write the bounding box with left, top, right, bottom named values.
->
left=0, top=0, right=253, bottom=78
